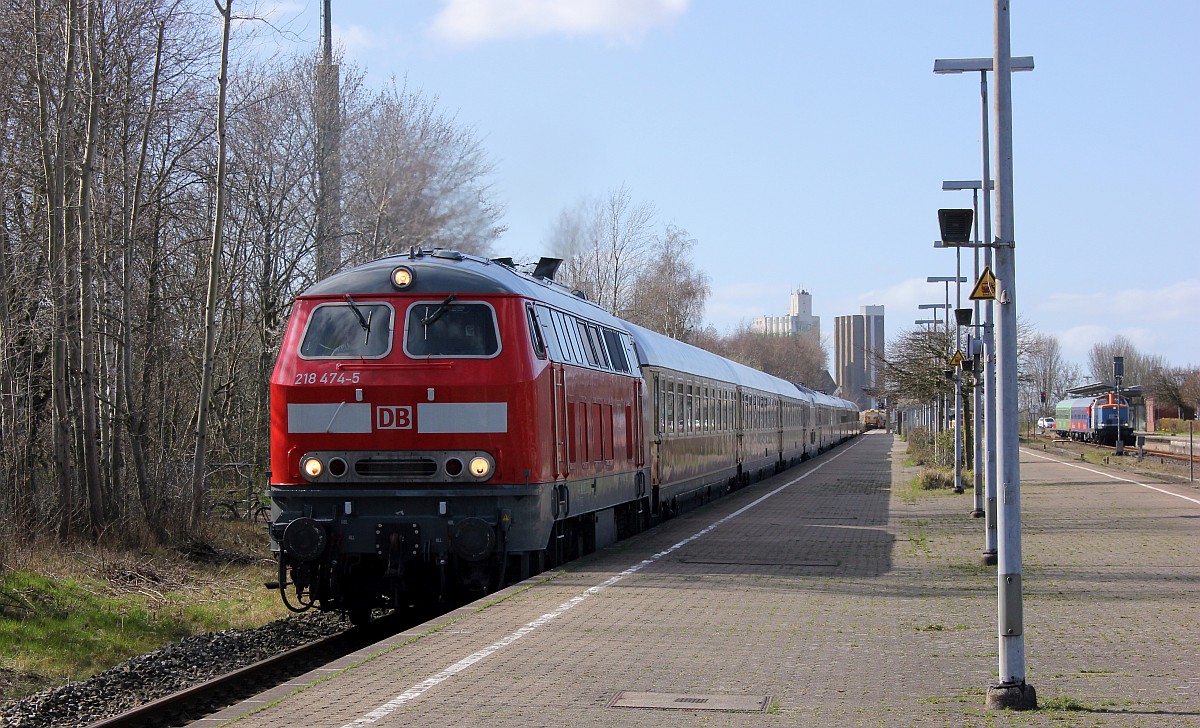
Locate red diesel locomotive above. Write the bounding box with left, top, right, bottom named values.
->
left=268, top=249, right=858, bottom=622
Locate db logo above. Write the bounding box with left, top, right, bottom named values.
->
left=376, top=406, right=413, bottom=430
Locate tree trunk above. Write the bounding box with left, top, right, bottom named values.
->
left=34, top=0, right=82, bottom=539
left=78, top=0, right=105, bottom=538
left=190, top=0, right=233, bottom=530
left=123, top=14, right=166, bottom=537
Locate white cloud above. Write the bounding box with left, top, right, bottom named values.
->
left=335, top=24, right=378, bottom=55
left=430, top=0, right=689, bottom=44
left=1045, top=279, right=1200, bottom=323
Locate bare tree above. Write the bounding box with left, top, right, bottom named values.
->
left=624, top=225, right=709, bottom=342
left=1180, top=370, right=1200, bottom=417
left=1086, top=334, right=1165, bottom=386
left=0, top=0, right=510, bottom=546
left=1146, top=366, right=1200, bottom=420
left=548, top=184, right=655, bottom=316
left=342, top=79, right=504, bottom=262
left=1020, top=332, right=1079, bottom=413
left=875, top=325, right=957, bottom=408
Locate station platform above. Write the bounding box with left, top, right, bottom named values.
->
left=207, top=432, right=1200, bottom=727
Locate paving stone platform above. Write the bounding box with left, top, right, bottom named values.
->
left=206, top=432, right=1200, bottom=727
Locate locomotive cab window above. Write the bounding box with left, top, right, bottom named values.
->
left=404, top=300, right=500, bottom=358
left=299, top=301, right=394, bottom=359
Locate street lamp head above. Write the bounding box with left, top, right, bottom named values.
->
left=943, top=180, right=994, bottom=191
left=933, top=57, right=1035, bottom=74
left=938, top=208, right=974, bottom=245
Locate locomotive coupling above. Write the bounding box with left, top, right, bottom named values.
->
left=281, top=517, right=328, bottom=562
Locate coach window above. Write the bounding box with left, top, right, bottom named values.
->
left=676, top=381, right=685, bottom=433
left=665, top=379, right=675, bottom=434
left=300, top=301, right=394, bottom=359
left=405, top=301, right=499, bottom=358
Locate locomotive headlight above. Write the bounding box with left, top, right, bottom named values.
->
left=391, top=266, right=414, bottom=289
left=468, top=455, right=493, bottom=479
left=302, top=456, right=324, bottom=480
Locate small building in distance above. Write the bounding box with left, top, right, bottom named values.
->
left=834, top=305, right=885, bottom=408
left=751, top=288, right=820, bottom=340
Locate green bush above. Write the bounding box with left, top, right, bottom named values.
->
left=906, top=426, right=934, bottom=465
left=933, top=429, right=956, bottom=468
left=1158, top=418, right=1197, bottom=434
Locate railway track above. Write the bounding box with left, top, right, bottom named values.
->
left=89, top=612, right=419, bottom=728
left=1040, top=433, right=1200, bottom=467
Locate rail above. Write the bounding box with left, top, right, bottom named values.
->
left=89, top=614, right=409, bottom=728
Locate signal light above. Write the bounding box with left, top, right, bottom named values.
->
left=391, top=266, right=414, bottom=289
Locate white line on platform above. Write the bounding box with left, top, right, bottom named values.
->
left=340, top=438, right=865, bottom=726
left=1023, top=449, right=1200, bottom=506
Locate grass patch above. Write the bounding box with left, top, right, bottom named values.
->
left=0, top=521, right=282, bottom=700
left=1039, top=694, right=1092, bottom=711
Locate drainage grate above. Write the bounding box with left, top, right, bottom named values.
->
left=609, top=691, right=772, bottom=712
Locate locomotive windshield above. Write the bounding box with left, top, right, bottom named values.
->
left=404, top=301, right=500, bottom=358
left=299, top=301, right=394, bottom=359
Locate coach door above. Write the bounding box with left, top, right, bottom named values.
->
left=552, top=362, right=569, bottom=479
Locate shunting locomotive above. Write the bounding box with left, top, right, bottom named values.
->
left=1052, top=393, right=1135, bottom=446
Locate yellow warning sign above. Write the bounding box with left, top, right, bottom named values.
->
left=949, top=350, right=964, bottom=367
left=969, top=266, right=998, bottom=301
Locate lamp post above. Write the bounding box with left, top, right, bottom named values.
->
left=940, top=181, right=992, bottom=520
left=918, top=303, right=952, bottom=431
left=928, top=276, right=967, bottom=493
left=935, top=13, right=1036, bottom=710
left=916, top=317, right=940, bottom=431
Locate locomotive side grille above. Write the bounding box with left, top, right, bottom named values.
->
left=355, top=457, right=438, bottom=478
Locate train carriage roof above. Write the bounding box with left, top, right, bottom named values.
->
left=625, top=322, right=812, bottom=400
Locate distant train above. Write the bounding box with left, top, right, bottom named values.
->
left=1052, top=393, right=1135, bottom=446
left=861, top=409, right=885, bottom=430
left=266, top=248, right=859, bottom=622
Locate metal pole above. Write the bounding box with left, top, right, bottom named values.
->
left=971, top=188, right=985, bottom=518
left=980, top=69, right=998, bottom=566
left=953, top=264, right=963, bottom=493
left=987, top=0, right=1035, bottom=710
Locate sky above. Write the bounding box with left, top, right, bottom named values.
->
left=253, top=0, right=1199, bottom=374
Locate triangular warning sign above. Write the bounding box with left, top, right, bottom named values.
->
left=969, top=266, right=998, bottom=301
left=949, top=350, right=964, bottom=367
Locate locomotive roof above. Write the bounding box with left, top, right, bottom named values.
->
left=301, top=250, right=628, bottom=328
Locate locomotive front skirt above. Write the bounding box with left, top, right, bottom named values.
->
left=268, top=249, right=858, bottom=622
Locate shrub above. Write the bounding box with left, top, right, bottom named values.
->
left=1158, top=418, right=1197, bottom=434
left=906, top=426, right=934, bottom=465
left=917, top=468, right=955, bottom=490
